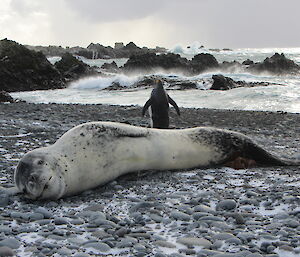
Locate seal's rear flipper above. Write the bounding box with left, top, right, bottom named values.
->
left=245, top=142, right=300, bottom=166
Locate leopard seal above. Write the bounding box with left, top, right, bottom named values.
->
left=142, top=80, right=180, bottom=128
left=14, top=121, right=299, bottom=200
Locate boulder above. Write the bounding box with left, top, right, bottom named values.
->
left=219, top=61, right=243, bottom=72
left=54, top=52, right=98, bottom=81
left=249, top=53, right=300, bottom=74
left=242, top=59, right=254, bottom=65
left=0, top=39, right=65, bottom=92
left=101, top=61, right=119, bottom=72
left=122, top=52, right=190, bottom=74
left=190, top=53, right=219, bottom=73
left=0, top=91, right=14, bottom=103
left=211, top=74, right=238, bottom=90
left=211, top=74, right=281, bottom=90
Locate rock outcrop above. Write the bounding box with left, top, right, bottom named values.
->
left=0, top=91, right=14, bottom=103
left=211, top=74, right=238, bottom=90
left=210, top=74, right=283, bottom=90
left=54, top=53, right=98, bottom=81
left=248, top=53, right=300, bottom=74
left=122, top=52, right=190, bottom=74
left=122, top=52, right=219, bottom=75
left=190, top=53, right=219, bottom=73
left=101, top=61, right=119, bottom=73
left=0, top=39, right=65, bottom=92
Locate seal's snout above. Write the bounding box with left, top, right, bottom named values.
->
left=15, top=160, right=32, bottom=187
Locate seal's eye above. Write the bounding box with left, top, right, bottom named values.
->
left=37, top=160, right=44, bottom=165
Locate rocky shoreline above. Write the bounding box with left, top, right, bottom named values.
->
left=1, top=39, right=300, bottom=95
left=0, top=102, right=299, bottom=257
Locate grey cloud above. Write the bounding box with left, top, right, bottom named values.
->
left=64, top=0, right=168, bottom=22
left=9, top=0, right=42, bottom=16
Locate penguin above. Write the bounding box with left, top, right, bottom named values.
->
left=142, top=80, right=180, bottom=129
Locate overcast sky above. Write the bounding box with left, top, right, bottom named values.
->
left=1, top=0, right=300, bottom=49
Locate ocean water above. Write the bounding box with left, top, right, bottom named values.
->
left=12, top=46, right=300, bottom=113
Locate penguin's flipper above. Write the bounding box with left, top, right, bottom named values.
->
left=168, top=95, right=180, bottom=116
left=142, top=98, right=152, bottom=116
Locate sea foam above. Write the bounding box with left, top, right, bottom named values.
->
left=69, top=74, right=142, bottom=90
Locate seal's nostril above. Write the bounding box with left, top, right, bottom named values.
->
left=29, top=174, right=38, bottom=182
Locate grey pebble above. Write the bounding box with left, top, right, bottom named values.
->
left=0, top=246, right=15, bottom=257
left=56, top=247, right=73, bottom=256
left=35, top=207, right=53, bottom=219
left=155, top=240, right=176, bottom=248
left=194, top=204, right=216, bottom=214
left=36, top=219, right=52, bottom=225
left=91, top=218, right=118, bottom=228
left=67, top=237, right=87, bottom=246
left=54, top=217, right=69, bottom=225
left=83, top=242, right=111, bottom=252
left=199, top=216, right=223, bottom=222
left=0, top=238, right=20, bottom=249
left=212, top=232, right=235, bottom=241
left=170, top=211, right=191, bottom=221
left=177, top=237, right=212, bottom=248
left=0, top=226, right=12, bottom=235
left=134, top=243, right=147, bottom=251
left=284, top=219, right=300, bottom=228
left=149, top=213, right=163, bottom=223
left=237, top=232, right=256, bottom=242
left=73, top=254, right=90, bottom=257
left=225, top=237, right=242, bottom=245
left=26, top=212, right=44, bottom=221
left=128, top=232, right=151, bottom=239
left=70, top=217, right=85, bottom=225
left=115, top=227, right=129, bottom=237
left=216, top=199, right=237, bottom=211
left=193, top=212, right=213, bottom=220
left=116, top=237, right=138, bottom=248
left=47, top=234, right=66, bottom=241
left=0, top=194, right=10, bottom=207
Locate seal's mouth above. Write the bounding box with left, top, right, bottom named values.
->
left=24, top=175, right=53, bottom=200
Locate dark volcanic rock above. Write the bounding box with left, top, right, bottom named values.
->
left=211, top=74, right=282, bottom=90
left=123, top=52, right=219, bottom=75
left=105, top=82, right=127, bottom=90
left=87, top=43, right=116, bottom=58
left=54, top=53, right=98, bottom=81
left=219, top=61, right=243, bottom=72
left=101, top=61, right=119, bottom=73
left=190, top=53, right=219, bottom=73
left=211, top=74, right=237, bottom=90
left=242, top=59, right=254, bottom=65
left=0, top=91, right=14, bottom=103
left=122, top=52, right=190, bottom=74
left=249, top=53, right=300, bottom=74
left=0, top=39, right=65, bottom=92
left=87, top=42, right=150, bottom=59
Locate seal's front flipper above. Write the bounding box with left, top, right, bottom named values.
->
left=168, top=95, right=180, bottom=116
left=0, top=186, right=21, bottom=196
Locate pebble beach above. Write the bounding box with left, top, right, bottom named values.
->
left=0, top=102, right=299, bottom=257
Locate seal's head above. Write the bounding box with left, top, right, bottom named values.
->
left=15, top=149, right=66, bottom=200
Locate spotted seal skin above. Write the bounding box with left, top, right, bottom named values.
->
left=142, top=80, right=180, bottom=128
left=14, top=122, right=299, bottom=200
